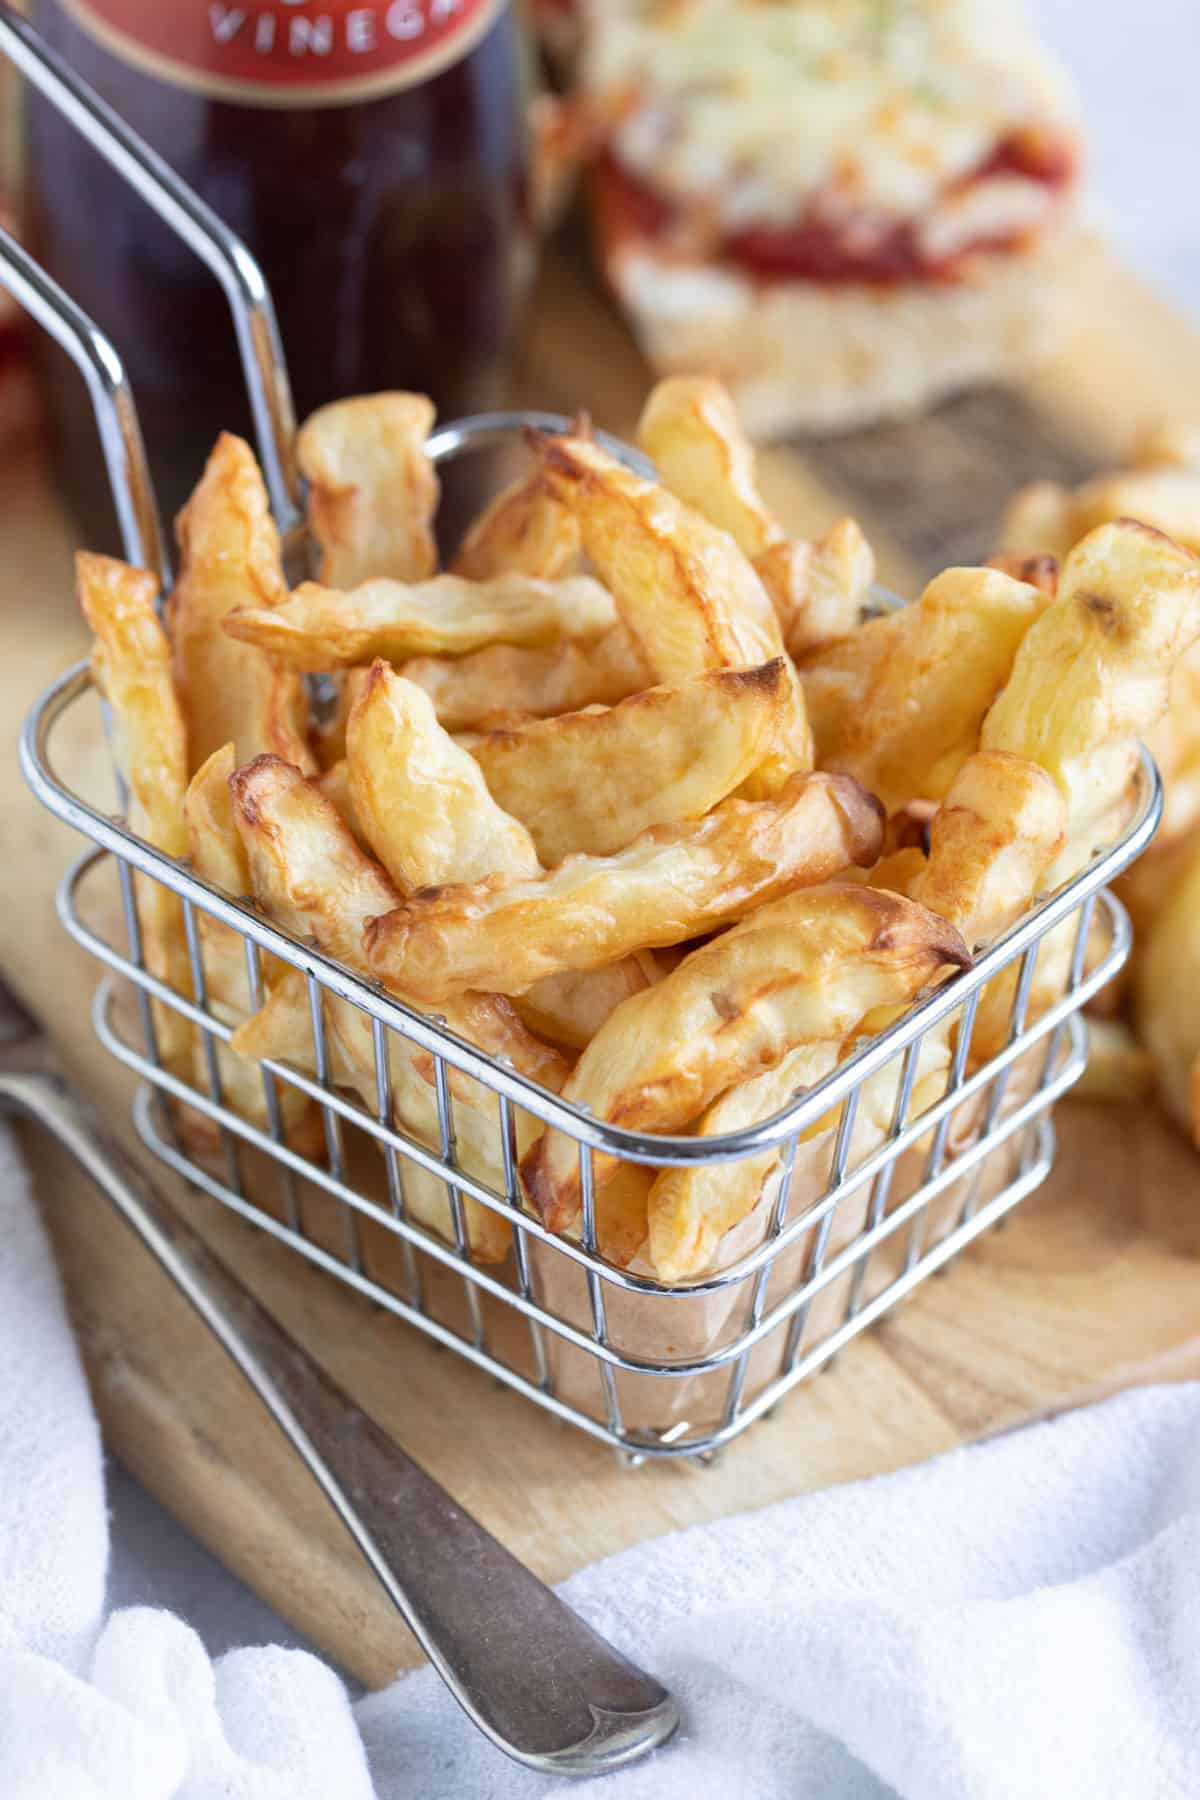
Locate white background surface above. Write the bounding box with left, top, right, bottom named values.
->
left=100, top=0, right=1200, bottom=1692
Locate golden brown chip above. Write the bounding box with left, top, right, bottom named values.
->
left=754, top=519, right=877, bottom=660
left=646, top=1025, right=951, bottom=1284
left=225, top=570, right=617, bottom=671
left=636, top=374, right=782, bottom=559
left=79, top=552, right=191, bottom=1064
left=909, top=750, right=1067, bottom=949
left=226, top=755, right=567, bottom=1251
left=536, top=432, right=812, bottom=786
left=184, top=742, right=249, bottom=898
left=399, top=624, right=651, bottom=731
left=168, top=433, right=314, bottom=774
left=365, top=770, right=884, bottom=1004
left=521, top=884, right=969, bottom=1233
left=452, top=469, right=581, bottom=580
left=184, top=742, right=318, bottom=1147
left=513, top=954, right=660, bottom=1052
left=468, top=660, right=792, bottom=864
left=803, top=564, right=1049, bottom=813
left=982, top=520, right=1200, bottom=883
left=346, top=660, right=539, bottom=890
left=227, top=753, right=566, bottom=1090
left=297, top=391, right=438, bottom=586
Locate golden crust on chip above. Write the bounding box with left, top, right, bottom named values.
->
left=803, top=564, right=1049, bottom=813
left=982, top=519, right=1200, bottom=883
left=167, top=433, right=313, bottom=774
left=184, top=743, right=319, bottom=1150
left=346, top=660, right=539, bottom=891
left=514, top=954, right=660, bottom=1052
left=909, top=750, right=1067, bottom=948
left=365, top=770, right=884, bottom=1004
left=636, top=374, right=782, bottom=560
left=646, top=1025, right=951, bottom=1283
left=536, top=431, right=812, bottom=785
left=452, top=469, right=581, bottom=581
left=297, top=391, right=438, bottom=586
left=225, top=570, right=617, bottom=672
left=635, top=376, right=875, bottom=657
left=228, top=753, right=566, bottom=1087
left=468, top=659, right=792, bottom=864
left=521, top=883, right=969, bottom=1233
left=78, top=552, right=191, bottom=1063
left=399, top=624, right=650, bottom=731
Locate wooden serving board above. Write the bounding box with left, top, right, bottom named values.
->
left=3, top=233, right=1200, bottom=1690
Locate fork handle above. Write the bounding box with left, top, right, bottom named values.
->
left=0, top=1068, right=678, bottom=1778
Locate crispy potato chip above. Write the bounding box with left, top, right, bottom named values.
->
left=634, top=378, right=875, bottom=658
left=365, top=770, right=884, bottom=1004
left=225, top=570, right=617, bottom=672
left=521, top=884, right=969, bottom=1232
left=315, top=758, right=368, bottom=849
left=468, top=659, right=792, bottom=864
left=910, top=751, right=1067, bottom=949
left=636, top=374, right=782, bottom=559
left=167, top=434, right=314, bottom=774
left=399, top=624, right=650, bottom=731
left=230, top=753, right=400, bottom=967
left=754, top=518, right=876, bottom=660
left=184, top=742, right=249, bottom=899
left=647, top=1025, right=951, bottom=1283
left=452, top=469, right=581, bottom=580
left=227, top=755, right=567, bottom=1252
left=346, top=660, right=539, bottom=890
left=803, top=564, right=1049, bottom=813
left=513, top=954, right=660, bottom=1052
left=183, top=744, right=318, bottom=1148
left=297, top=391, right=438, bottom=586
left=647, top=1039, right=840, bottom=1282
left=230, top=968, right=517, bottom=1260
left=537, top=432, right=812, bottom=786
left=228, top=754, right=566, bottom=1090
left=982, top=520, right=1200, bottom=883
left=1136, top=836, right=1200, bottom=1143
left=79, top=552, right=191, bottom=1065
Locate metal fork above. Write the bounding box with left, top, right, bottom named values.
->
left=0, top=970, right=679, bottom=1778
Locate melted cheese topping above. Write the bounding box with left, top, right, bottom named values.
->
left=578, top=0, right=1078, bottom=226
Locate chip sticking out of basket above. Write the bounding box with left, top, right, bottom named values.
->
left=74, top=378, right=1200, bottom=1285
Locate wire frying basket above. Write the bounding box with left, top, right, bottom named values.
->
left=7, top=7, right=1161, bottom=1463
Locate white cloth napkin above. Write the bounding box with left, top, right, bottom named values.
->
left=4, top=1116, right=1200, bottom=1800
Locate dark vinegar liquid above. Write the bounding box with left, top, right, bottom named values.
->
left=25, top=2, right=534, bottom=547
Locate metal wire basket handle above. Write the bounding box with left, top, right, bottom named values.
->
left=0, top=0, right=300, bottom=569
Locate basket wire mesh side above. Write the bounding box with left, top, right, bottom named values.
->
left=26, top=661, right=1158, bottom=1462
left=3, top=5, right=1162, bottom=1462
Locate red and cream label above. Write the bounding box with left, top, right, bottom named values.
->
left=58, top=0, right=507, bottom=106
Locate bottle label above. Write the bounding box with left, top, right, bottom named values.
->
left=57, top=0, right=509, bottom=107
